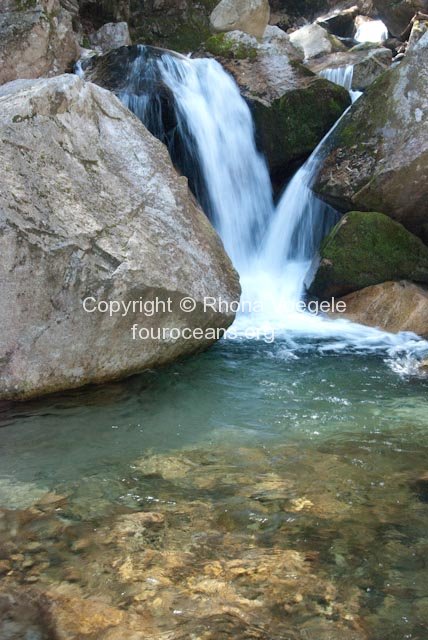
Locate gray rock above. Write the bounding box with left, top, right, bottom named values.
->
left=313, top=31, right=428, bottom=237
left=0, top=0, right=80, bottom=86
left=89, top=21, right=132, bottom=52
left=307, top=46, right=392, bottom=90
left=210, top=0, right=270, bottom=38
left=289, top=23, right=346, bottom=60
left=0, top=75, right=240, bottom=400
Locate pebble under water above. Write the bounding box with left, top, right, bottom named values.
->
left=1, top=339, right=428, bottom=639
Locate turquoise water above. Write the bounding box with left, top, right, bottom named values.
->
left=1, top=340, right=428, bottom=639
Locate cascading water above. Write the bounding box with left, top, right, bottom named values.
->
left=78, top=48, right=428, bottom=364
left=112, top=47, right=274, bottom=272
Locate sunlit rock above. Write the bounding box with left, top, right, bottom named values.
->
left=0, top=74, right=240, bottom=400
left=210, top=0, right=270, bottom=38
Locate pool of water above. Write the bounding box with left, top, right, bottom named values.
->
left=1, top=339, right=428, bottom=639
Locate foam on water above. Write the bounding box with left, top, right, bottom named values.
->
left=355, top=19, right=388, bottom=43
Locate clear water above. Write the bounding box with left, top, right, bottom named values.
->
left=1, top=343, right=428, bottom=638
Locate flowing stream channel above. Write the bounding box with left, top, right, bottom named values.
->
left=1, top=46, right=428, bottom=640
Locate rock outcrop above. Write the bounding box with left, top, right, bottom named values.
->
left=0, top=75, right=240, bottom=400
left=307, top=46, right=392, bottom=90
left=372, top=0, right=428, bottom=36
left=330, top=281, right=428, bottom=337
left=210, top=0, right=270, bottom=38
left=88, top=20, right=131, bottom=51
left=0, top=0, right=80, bottom=86
left=313, top=32, right=428, bottom=238
left=204, top=28, right=351, bottom=183
left=310, top=212, right=428, bottom=298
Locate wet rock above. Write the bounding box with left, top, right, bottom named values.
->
left=40, top=586, right=125, bottom=637
left=307, top=46, right=392, bottom=90
left=0, top=74, right=240, bottom=400
left=204, top=27, right=350, bottom=183
left=313, top=31, right=428, bottom=237
left=289, top=23, right=346, bottom=60
left=88, top=21, right=131, bottom=51
left=309, top=212, right=428, bottom=298
left=0, top=0, right=80, bottom=86
left=329, top=281, right=428, bottom=337
left=0, top=560, right=12, bottom=575
left=210, top=0, right=270, bottom=38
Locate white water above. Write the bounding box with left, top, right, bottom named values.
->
left=159, top=57, right=274, bottom=271
left=355, top=19, right=388, bottom=43
left=80, top=48, right=428, bottom=364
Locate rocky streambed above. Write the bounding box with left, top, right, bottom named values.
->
left=0, top=344, right=428, bottom=640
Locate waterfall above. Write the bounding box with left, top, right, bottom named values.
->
left=114, top=47, right=274, bottom=272
left=243, top=64, right=360, bottom=319
left=77, top=48, right=428, bottom=361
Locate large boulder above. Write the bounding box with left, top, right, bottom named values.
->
left=204, top=28, right=351, bottom=183
left=0, top=75, right=240, bottom=400
left=307, top=46, right=392, bottom=90
left=372, top=0, right=428, bottom=36
left=330, top=281, right=428, bottom=337
left=309, top=212, right=428, bottom=298
left=313, top=32, right=428, bottom=238
left=88, top=21, right=131, bottom=51
left=0, top=0, right=80, bottom=86
left=210, top=0, right=270, bottom=38
left=289, top=23, right=346, bottom=60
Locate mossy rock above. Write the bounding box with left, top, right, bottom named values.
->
left=309, top=211, right=428, bottom=298
left=205, top=33, right=258, bottom=60
left=251, top=77, right=351, bottom=182
left=313, top=34, right=428, bottom=238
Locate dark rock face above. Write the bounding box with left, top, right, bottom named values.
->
left=313, top=32, right=428, bottom=238
left=251, top=78, right=350, bottom=183
left=372, top=0, right=428, bottom=36
left=79, top=0, right=218, bottom=52
left=309, top=212, right=428, bottom=298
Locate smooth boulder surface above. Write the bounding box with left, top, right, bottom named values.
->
left=289, top=23, right=346, bottom=60
left=205, top=28, right=351, bottom=183
left=0, top=0, right=79, bottom=86
left=88, top=21, right=132, bottom=51
left=331, top=281, right=428, bottom=337
left=307, top=46, right=392, bottom=90
left=313, top=32, right=428, bottom=237
left=0, top=75, right=240, bottom=400
left=210, top=0, right=270, bottom=38
left=310, top=212, right=428, bottom=298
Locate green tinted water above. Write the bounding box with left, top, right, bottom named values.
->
left=1, top=340, right=428, bottom=639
